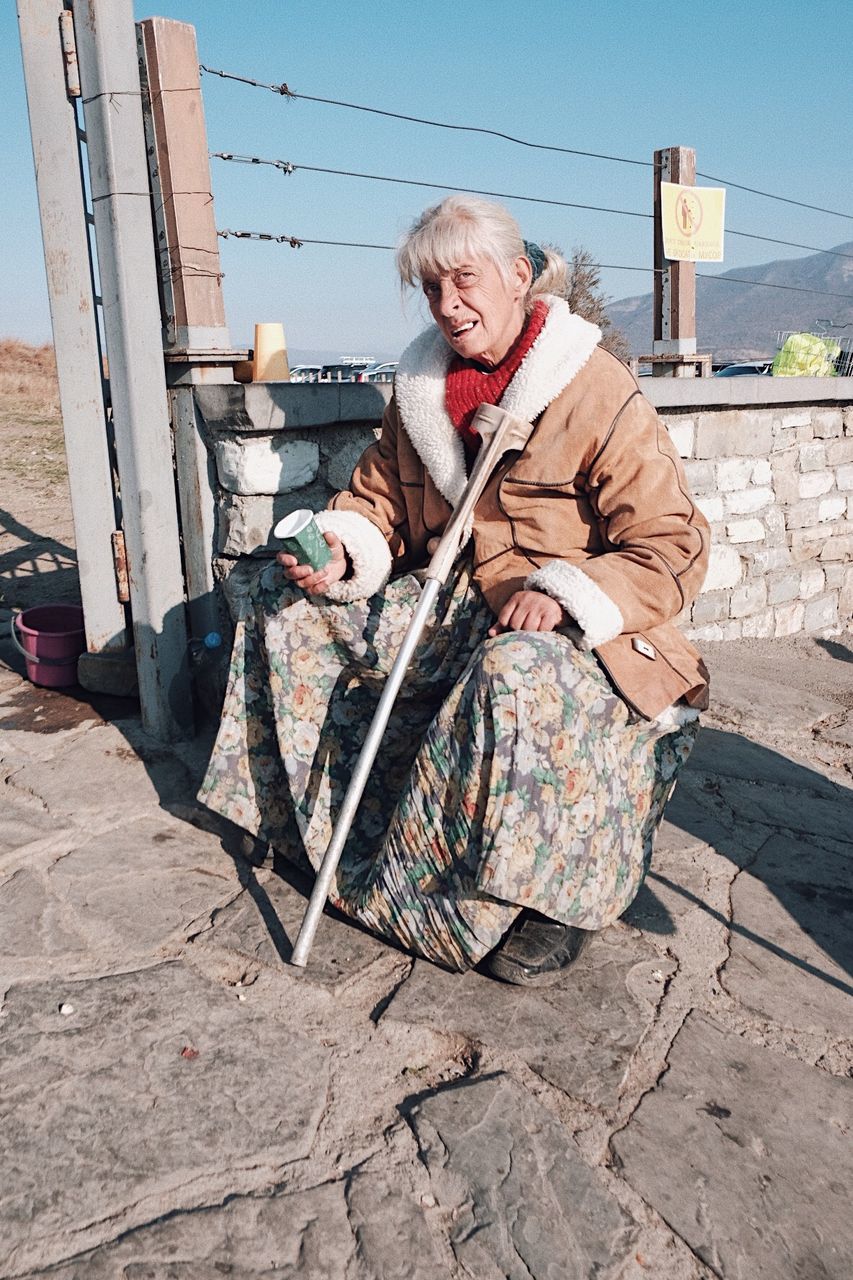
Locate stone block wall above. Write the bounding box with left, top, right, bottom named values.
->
left=659, top=403, right=853, bottom=640
left=193, top=382, right=853, bottom=640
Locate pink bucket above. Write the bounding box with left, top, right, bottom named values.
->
left=12, top=604, right=86, bottom=689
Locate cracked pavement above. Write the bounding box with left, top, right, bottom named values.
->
left=0, top=628, right=851, bottom=1279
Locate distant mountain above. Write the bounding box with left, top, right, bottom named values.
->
left=607, top=240, right=853, bottom=362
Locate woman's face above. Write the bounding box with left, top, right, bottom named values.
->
left=422, top=254, right=532, bottom=368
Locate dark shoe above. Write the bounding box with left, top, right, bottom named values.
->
left=485, top=910, right=593, bottom=987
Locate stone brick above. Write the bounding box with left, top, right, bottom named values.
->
left=761, top=505, right=787, bottom=543
left=769, top=452, right=799, bottom=504
left=798, top=441, right=827, bottom=472
left=724, top=487, right=774, bottom=515
left=718, top=619, right=743, bottom=640
left=741, top=608, right=775, bottom=639
left=687, top=622, right=725, bottom=642
left=751, top=458, right=772, bottom=485
left=774, top=600, right=805, bottom=636
left=818, top=535, right=853, bottom=562
left=798, top=471, right=834, bottom=499
left=695, top=410, right=772, bottom=459
left=696, top=495, right=724, bottom=522
left=717, top=457, right=756, bottom=492
left=818, top=495, right=847, bottom=523
left=688, top=620, right=743, bottom=642
left=767, top=572, right=800, bottom=605
left=218, top=483, right=333, bottom=556
left=837, top=463, right=853, bottom=491
left=729, top=579, right=768, bottom=618
left=804, top=594, right=839, bottom=631
left=840, top=567, right=853, bottom=622
left=784, top=499, right=819, bottom=530
left=748, top=546, right=792, bottom=573
left=683, top=459, right=715, bottom=492
left=800, top=566, right=826, bottom=598
left=690, top=591, right=730, bottom=625
left=701, top=544, right=742, bottom=591
left=323, top=430, right=377, bottom=491
left=825, top=437, right=853, bottom=466
left=213, top=437, right=319, bottom=497
left=665, top=419, right=694, bottom=458
left=777, top=410, right=811, bottom=430
left=811, top=408, right=843, bottom=439
left=790, top=527, right=827, bottom=563
left=794, top=424, right=815, bottom=444
left=726, top=519, right=765, bottom=544
left=823, top=563, right=845, bottom=589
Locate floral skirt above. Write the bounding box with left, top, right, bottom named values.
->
left=198, top=559, right=698, bottom=971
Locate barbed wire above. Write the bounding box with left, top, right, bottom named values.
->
left=215, top=228, right=853, bottom=298
left=210, top=151, right=853, bottom=262
left=199, top=66, right=653, bottom=171
left=210, top=153, right=651, bottom=221
left=199, top=64, right=853, bottom=222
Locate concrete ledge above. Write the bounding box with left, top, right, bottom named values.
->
left=646, top=376, right=853, bottom=409
left=195, top=382, right=392, bottom=433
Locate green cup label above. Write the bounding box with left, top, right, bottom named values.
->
left=273, top=509, right=332, bottom=570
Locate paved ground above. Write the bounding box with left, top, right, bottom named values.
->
left=0, top=618, right=851, bottom=1280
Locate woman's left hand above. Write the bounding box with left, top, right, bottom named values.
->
left=488, top=590, right=567, bottom=637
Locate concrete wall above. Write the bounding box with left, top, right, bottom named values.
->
left=193, top=378, right=853, bottom=638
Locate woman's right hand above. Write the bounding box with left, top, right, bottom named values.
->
left=276, top=531, right=349, bottom=595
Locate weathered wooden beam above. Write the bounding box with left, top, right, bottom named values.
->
left=73, top=0, right=192, bottom=739
left=16, top=0, right=128, bottom=653
left=653, top=146, right=697, bottom=373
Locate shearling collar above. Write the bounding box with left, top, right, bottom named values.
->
left=394, top=296, right=601, bottom=506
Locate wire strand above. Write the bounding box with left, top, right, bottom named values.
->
left=200, top=64, right=853, bottom=221
left=696, top=171, right=853, bottom=221
left=216, top=227, right=853, bottom=298
left=200, top=65, right=654, bottom=170
left=210, top=151, right=853, bottom=260
left=210, top=153, right=650, bottom=221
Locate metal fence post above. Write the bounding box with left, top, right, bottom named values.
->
left=16, top=0, right=128, bottom=654
left=72, top=0, right=192, bottom=739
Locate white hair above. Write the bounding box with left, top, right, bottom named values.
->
left=396, top=194, right=567, bottom=307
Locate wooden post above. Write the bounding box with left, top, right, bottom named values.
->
left=73, top=0, right=192, bottom=740
left=16, top=0, right=129, bottom=654
left=653, top=146, right=697, bottom=376
left=137, top=17, right=247, bottom=651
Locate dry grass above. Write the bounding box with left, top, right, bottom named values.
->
left=0, top=339, right=67, bottom=488
left=0, top=339, right=60, bottom=414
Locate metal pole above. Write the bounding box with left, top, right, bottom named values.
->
left=290, top=577, right=442, bottom=967
left=16, top=0, right=128, bottom=654
left=291, top=404, right=534, bottom=967
left=72, top=0, right=192, bottom=739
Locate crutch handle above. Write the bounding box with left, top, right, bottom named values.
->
left=424, top=404, right=534, bottom=584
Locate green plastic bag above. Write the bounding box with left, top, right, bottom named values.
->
left=771, top=332, right=840, bottom=377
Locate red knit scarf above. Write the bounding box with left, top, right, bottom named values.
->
left=445, top=300, right=548, bottom=463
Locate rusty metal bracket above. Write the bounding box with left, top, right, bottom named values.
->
left=59, top=9, right=81, bottom=97
left=111, top=530, right=130, bottom=602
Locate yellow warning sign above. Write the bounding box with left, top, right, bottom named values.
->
left=661, top=182, right=725, bottom=261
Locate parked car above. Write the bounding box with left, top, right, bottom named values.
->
left=358, top=361, right=398, bottom=384
left=713, top=362, right=772, bottom=377
left=289, top=364, right=322, bottom=383
left=320, top=359, right=375, bottom=382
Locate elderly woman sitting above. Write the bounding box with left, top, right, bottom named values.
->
left=199, top=194, right=709, bottom=986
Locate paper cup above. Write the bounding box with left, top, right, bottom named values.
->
left=273, top=509, right=332, bottom=570
left=253, top=322, right=290, bottom=381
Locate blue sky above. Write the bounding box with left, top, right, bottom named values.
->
left=4, top=0, right=852, bottom=357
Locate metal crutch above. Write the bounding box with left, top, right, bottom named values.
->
left=290, top=401, right=535, bottom=967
